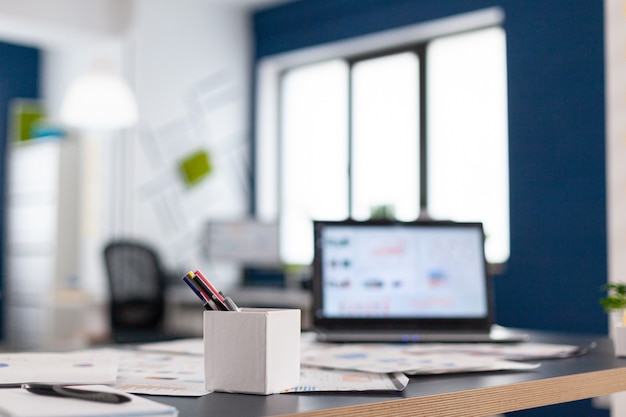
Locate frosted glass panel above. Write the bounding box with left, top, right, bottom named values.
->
left=352, top=53, right=419, bottom=221
left=280, top=60, right=349, bottom=264
left=7, top=203, right=57, bottom=247
left=8, top=140, right=60, bottom=196
left=427, top=27, right=509, bottom=263
left=7, top=254, right=55, bottom=294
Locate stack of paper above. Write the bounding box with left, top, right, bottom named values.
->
left=300, top=343, right=542, bottom=375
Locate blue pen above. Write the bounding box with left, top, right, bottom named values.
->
left=182, top=274, right=214, bottom=310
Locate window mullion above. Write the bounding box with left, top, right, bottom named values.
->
left=416, top=43, right=428, bottom=217
left=347, top=59, right=354, bottom=218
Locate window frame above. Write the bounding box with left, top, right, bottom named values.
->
left=344, top=43, right=428, bottom=215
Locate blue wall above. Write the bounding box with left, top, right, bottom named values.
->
left=252, top=0, right=607, bottom=335
left=0, top=41, right=40, bottom=342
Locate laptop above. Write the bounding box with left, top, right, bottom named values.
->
left=311, top=219, right=527, bottom=343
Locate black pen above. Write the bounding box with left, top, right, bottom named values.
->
left=191, top=275, right=229, bottom=311
left=22, top=384, right=131, bottom=404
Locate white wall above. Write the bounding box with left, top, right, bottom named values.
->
left=127, top=0, right=251, bottom=289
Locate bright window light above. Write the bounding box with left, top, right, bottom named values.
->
left=280, top=60, right=349, bottom=264
left=427, top=27, right=509, bottom=263
left=352, top=52, right=420, bottom=221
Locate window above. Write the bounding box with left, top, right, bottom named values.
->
left=279, top=61, right=349, bottom=263
left=351, top=52, right=420, bottom=222
left=256, top=11, right=508, bottom=267
left=427, top=28, right=509, bottom=264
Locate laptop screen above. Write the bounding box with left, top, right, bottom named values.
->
left=312, top=220, right=494, bottom=333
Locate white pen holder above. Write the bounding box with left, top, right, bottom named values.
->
left=203, top=308, right=301, bottom=395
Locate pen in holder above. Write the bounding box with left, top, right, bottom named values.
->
left=203, top=308, right=301, bottom=395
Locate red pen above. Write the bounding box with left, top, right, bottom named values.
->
left=191, top=273, right=229, bottom=311
left=195, top=269, right=226, bottom=302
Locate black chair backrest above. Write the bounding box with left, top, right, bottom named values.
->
left=103, top=241, right=166, bottom=332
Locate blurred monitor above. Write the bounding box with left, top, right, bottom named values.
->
left=204, top=220, right=280, bottom=266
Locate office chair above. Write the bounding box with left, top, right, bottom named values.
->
left=103, top=240, right=182, bottom=343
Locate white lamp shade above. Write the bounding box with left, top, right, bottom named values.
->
left=60, top=68, right=138, bottom=130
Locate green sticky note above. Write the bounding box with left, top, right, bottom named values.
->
left=179, top=149, right=212, bottom=186
left=11, top=99, right=45, bottom=142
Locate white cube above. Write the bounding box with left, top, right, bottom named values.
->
left=204, top=308, right=301, bottom=394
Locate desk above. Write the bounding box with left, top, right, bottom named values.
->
left=144, top=330, right=626, bottom=416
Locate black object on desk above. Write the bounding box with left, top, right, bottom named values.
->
left=23, top=384, right=131, bottom=404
